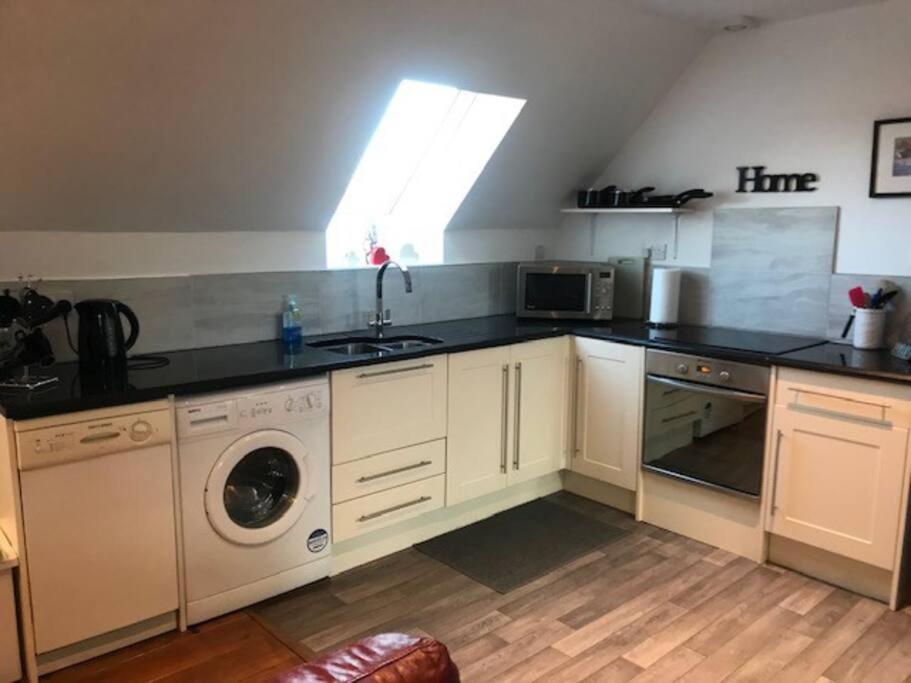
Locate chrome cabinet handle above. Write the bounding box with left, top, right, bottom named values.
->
left=785, top=401, right=891, bottom=429
left=356, top=363, right=434, bottom=379
left=769, top=430, right=783, bottom=515
left=357, top=496, right=432, bottom=522
left=501, top=364, right=509, bottom=474
left=356, top=460, right=433, bottom=483
left=513, top=361, right=522, bottom=470
left=573, top=356, right=583, bottom=456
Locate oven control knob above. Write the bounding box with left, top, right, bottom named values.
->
left=676, top=363, right=689, bottom=375
left=718, top=371, right=731, bottom=383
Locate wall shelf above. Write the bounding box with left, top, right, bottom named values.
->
left=561, top=207, right=692, bottom=215
left=562, top=206, right=693, bottom=259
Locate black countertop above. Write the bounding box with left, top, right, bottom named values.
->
left=2, top=315, right=909, bottom=421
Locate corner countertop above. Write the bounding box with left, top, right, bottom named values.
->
left=1, top=314, right=909, bottom=421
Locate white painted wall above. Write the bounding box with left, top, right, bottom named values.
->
left=560, top=0, right=911, bottom=276
left=0, top=228, right=558, bottom=280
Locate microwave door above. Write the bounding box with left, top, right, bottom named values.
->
left=523, top=272, right=591, bottom=316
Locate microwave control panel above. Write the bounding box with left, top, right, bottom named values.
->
left=591, top=270, right=614, bottom=318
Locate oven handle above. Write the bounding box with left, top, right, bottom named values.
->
left=646, top=374, right=767, bottom=404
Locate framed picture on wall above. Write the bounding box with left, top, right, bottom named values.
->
left=870, top=117, right=911, bottom=197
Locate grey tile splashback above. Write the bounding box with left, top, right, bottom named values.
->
left=712, top=207, right=838, bottom=274
left=6, top=262, right=518, bottom=362
left=672, top=206, right=839, bottom=338
left=677, top=268, right=831, bottom=337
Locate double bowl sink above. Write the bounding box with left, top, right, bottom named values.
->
left=308, top=334, right=444, bottom=356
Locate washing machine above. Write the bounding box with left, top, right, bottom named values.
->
left=176, top=377, right=331, bottom=625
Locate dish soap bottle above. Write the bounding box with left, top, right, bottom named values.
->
left=281, top=295, right=303, bottom=346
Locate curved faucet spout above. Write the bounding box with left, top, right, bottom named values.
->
left=371, top=260, right=413, bottom=335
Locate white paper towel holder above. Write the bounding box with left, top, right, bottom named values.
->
left=646, top=266, right=682, bottom=328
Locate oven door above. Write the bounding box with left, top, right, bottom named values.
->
left=642, top=374, right=767, bottom=498
left=518, top=266, right=592, bottom=319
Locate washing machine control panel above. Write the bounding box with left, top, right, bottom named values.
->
left=236, top=385, right=329, bottom=425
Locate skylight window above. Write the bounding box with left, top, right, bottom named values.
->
left=326, top=80, right=525, bottom=268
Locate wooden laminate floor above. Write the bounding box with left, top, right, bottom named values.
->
left=47, top=491, right=911, bottom=682
left=253, top=492, right=911, bottom=683
left=43, top=612, right=304, bottom=682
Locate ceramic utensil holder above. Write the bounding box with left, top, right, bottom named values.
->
left=853, top=308, right=886, bottom=350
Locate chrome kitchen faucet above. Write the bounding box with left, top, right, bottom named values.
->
left=368, top=260, right=412, bottom=337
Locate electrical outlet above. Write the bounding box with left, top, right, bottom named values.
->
left=648, top=244, right=668, bottom=261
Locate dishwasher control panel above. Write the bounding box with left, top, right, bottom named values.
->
left=17, top=408, right=173, bottom=471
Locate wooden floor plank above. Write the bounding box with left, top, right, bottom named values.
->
left=626, top=646, right=705, bottom=682
left=725, top=626, right=814, bottom=682
left=824, top=608, right=911, bottom=682
left=775, top=598, right=886, bottom=683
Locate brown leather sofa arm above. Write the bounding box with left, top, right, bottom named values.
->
left=270, top=632, right=460, bottom=683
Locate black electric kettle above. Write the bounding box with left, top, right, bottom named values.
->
left=73, top=299, right=140, bottom=373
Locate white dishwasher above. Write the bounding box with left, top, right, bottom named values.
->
left=15, top=403, right=179, bottom=670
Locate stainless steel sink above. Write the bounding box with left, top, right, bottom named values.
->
left=308, top=334, right=443, bottom=356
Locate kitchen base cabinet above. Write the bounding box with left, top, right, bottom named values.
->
left=769, top=404, right=907, bottom=570
left=0, top=564, right=20, bottom=683
left=447, top=347, right=511, bottom=505
left=509, top=338, right=567, bottom=486
left=447, top=339, right=566, bottom=506
left=766, top=368, right=911, bottom=608
left=571, top=338, right=643, bottom=491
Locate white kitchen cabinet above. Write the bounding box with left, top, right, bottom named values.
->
left=447, top=338, right=566, bottom=505
left=571, top=337, right=644, bottom=491
left=0, top=531, right=20, bottom=683
left=509, top=338, right=567, bottom=485
left=331, top=355, right=447, bottom=464
left=769, top=402, right=908, bottom=570
left=447, top=346, right=511, bottom=505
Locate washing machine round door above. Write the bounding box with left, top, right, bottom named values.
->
left=205, top=429, right=311, bottom=545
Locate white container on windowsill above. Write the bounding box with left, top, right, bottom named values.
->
left=853, top=308, right=887, bottom=350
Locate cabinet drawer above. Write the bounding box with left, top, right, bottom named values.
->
left=333, top=475, right=445, bottom=542
left=332, top=355, right=447, bottom=464
left=332, top=439, right=446, bottom=504
left=777, top=367, right=911, bottom=428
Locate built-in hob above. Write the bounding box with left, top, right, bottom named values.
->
left=642, top=325, right=826, bottom=356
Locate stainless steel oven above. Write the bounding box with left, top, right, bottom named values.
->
left=516, top=262, right=614, bottom=320
left=642, top=349, right=770, bottom=499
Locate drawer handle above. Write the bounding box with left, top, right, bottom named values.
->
left=356, top=363, right=434, bottom=379
left=357, top=496, right=432, bottom=522
left=356, top=460, right=433, bottom=483
left=661, top=410, right=698, bottom=425
left=786, top=402, right=891, bottom=428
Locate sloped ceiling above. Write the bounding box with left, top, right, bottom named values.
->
left=0, top=0, right=709, bottom=233
left=621, top=0, right=885, bottom=28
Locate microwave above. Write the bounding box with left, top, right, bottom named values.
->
left=516, top=262, right=614, bottom=320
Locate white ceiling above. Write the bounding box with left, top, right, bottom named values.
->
left=0, top=0, right=709, bottom=233
left=622, top=0, right=885, bottom=28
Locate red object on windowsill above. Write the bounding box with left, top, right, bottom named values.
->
left=368, top=246, right=390, bottom=265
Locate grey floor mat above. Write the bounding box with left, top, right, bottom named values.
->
left=414, top=498, right=626, bottom=593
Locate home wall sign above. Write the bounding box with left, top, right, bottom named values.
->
left=736, top=166, right=819, bottom=193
